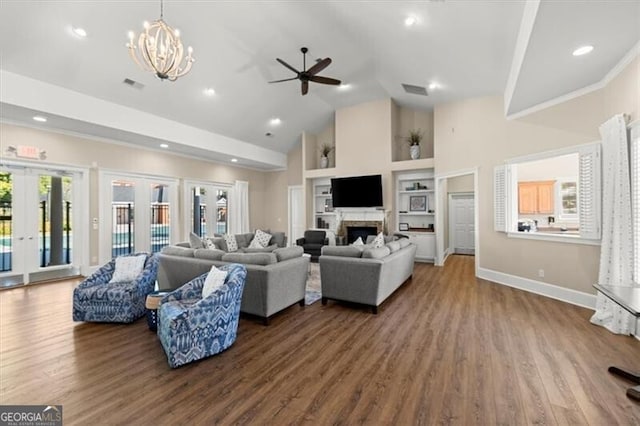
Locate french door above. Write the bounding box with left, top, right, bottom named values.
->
left=183, top=181, right=230, bottom=237
left=100, top=172, right=178, bottom=263
left=0, top=164, right=85, bottom=287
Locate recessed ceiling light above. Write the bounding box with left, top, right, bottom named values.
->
left=204, top=88, right=216, bottom=96
left=72, top=27, right=87, bottom=38
left=33, top=115, right=47, bottom=122
left=337, top=83, right=351, bottom=91
left=428, top=82, right=439, bottom=90
left=572, top=45, right=594, bottom=56
left=269, top=118, right=282, bottom=126
left=231, top=158, right=238, bottom=163
left=160, top=143, right=169, bottom=149
left=404, top=15, right=418, bottom=27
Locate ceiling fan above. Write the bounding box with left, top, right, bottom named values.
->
left=269, top=47, right=341, bottom=95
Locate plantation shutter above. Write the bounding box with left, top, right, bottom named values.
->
left=494, top=165, right=508, bottom=232
left=631, top=124, right=640, bottom=281
left=578, top=143, right=601, bottom=240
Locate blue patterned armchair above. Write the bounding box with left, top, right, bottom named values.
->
left=73, top=253, right=159, bottom=323
left=158, top=263, right=247, bottom=368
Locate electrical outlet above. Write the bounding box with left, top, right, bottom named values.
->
left=538, top=269, right=545, bottom=278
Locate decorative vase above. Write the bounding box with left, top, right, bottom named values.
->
left=410, top=144, right=420, bottom=160
left=320, top=156, right=329, bottom=168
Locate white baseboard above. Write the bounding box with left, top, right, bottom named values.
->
left=477, top=267, right=596, bottom=310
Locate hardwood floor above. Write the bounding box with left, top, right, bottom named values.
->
left=1, top=255, right=639, bottom=425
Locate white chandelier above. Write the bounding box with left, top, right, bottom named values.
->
left=126, top=0, right=194, bottom=81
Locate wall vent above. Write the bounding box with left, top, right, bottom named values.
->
left=402, top=83, right=428, bottom=96
left=123, top=78, right=144, bottom=90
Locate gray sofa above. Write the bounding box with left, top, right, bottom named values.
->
left=157, top=240, right=308, bottom=325
left=319, top=238, right=416, bottom=313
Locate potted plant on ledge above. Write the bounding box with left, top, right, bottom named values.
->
left=319, top=143, right=334, bottom=169
left=405, top=129, right=423, bottom=160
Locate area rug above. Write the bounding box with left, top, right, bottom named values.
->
left=305, top=262, right=322, bottom=305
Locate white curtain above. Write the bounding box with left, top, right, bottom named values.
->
left=590, top=114, right=635, bottom=335
left=229, top=180, right=249, bottom=234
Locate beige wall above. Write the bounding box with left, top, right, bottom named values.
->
left=434, top=56, right=639, bottom=294
left=261, top=142, right=304, bottom=236
left=0, top=124, right=275, bottom=265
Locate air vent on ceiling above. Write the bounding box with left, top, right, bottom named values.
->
left=402, top=83, right=428, bottom=96
left=123, top=78, right=144, bottom=90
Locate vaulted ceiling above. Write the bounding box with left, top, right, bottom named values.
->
left=1, top=1, right=638, bottom=169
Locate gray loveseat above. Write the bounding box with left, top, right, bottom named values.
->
left=319, top=238, right=416, bottom=313
left=158, top=235, right=308, bottom=324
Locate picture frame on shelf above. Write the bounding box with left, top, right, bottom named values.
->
left=409, top=195, right=427, bottom=211
left=399, top=222, right=409, bottom=231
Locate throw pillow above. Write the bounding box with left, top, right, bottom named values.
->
left=352, top=237, right=364, bottom=246
left=224, top=234, right=238, bottom=252
left=109, top=254, right=147, bottom=283
left=203, top=237, right=218, bottom=250
left=249, top=229, right=273, bottom=248
left=189, top=232, right=204, bottom=249
left=372, top=232, right=385, bottom=248
left=362, top=246, right=391, bottom=259
left=202, top=266, right=228, bottom=299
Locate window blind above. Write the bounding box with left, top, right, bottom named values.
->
left=631, top=124, right=640, bottom=281
left=494, top=165, right=507, bottom=232
left=578, top=143, right=601, bottom=240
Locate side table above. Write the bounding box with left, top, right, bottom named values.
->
left=145, top=291, right=169, bottom=331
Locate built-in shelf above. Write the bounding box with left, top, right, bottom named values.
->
left=305, top=168, right=337, bottom=179
left=395, top=169, right=436, bottom=263
left=398, top=190, right=434, bottom=194
left=390, top=158, right=435, bottom=171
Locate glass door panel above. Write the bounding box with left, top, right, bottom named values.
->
left=215, top=189, right=228, bottom=235
left=112, top=180, right=135, bottom=257
left=0, top=171, right=14, bottom=275
left=150, top=183, right=170, bottom=253
left=37, top=174, right=73, bottom=267
left=191, top=187, right=207, bottom=237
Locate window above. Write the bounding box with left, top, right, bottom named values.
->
left=494, top=142, right=600, bottom=243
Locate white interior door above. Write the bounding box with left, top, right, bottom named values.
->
left=288, top=185, right=304, bottom=246
left=450, top=194, right=475, bottom=255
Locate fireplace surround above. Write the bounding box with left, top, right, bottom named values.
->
left=339, top=220, right=383, bottom=244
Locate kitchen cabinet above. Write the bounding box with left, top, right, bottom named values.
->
left=518, top=181, right=554, bottom=214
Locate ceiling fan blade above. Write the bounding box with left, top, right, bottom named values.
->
left=301, top=81, right=309, bottom=95
left=276, top=58, right=300, bottom=75
left=309, top=75, right=342, bottom=85
left=268, top=77, right=299, bottom=84
left=306, top=58, right=332, bottom=76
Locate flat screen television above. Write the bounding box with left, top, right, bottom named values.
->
left=331, top=174, right=383, bottom=208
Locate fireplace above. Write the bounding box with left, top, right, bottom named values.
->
left=346, top=226, right=377, bottom=244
